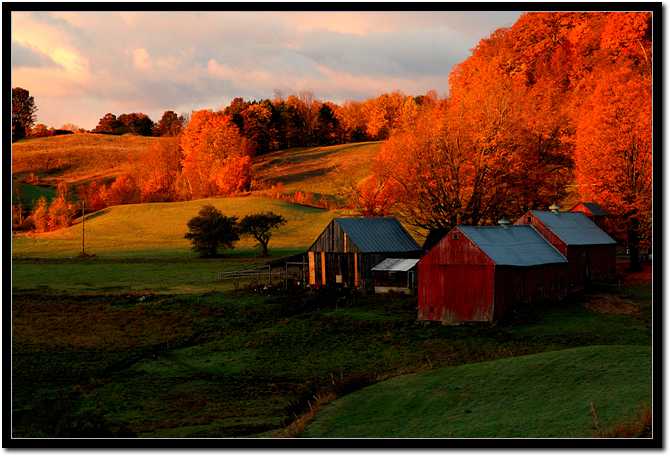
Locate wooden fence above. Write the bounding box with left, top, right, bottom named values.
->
left=217, top=261, right=308, bottom=289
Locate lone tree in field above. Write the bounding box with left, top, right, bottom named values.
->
left=185, top=205, right=239, bottom=258
left=239, top=212, right=287, bottom=257
left=12, top=87, right=37, bottom=141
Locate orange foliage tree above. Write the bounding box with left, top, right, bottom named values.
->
left=106, top=174, right=140, bottom=206
left=180, top=110, right=252, bottom=199
left=31, top=196, right=49, bottom=232
left=47, top=184, right=77, bottom=231
left=135, top=138, right=182, bottom=202
left=575, top=67, right=651, bottom=270
left=350, top=174, right=400, bottom=217
left=376, top=11, right=652, bottom=253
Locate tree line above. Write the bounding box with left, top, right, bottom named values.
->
left=355, top=12, right=651, bottom=269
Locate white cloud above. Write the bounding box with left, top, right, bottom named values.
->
left=132, top=48, right=151, bottom=71
left=10, top=11, right=522, bottom=129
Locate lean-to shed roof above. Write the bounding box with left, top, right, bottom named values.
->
left=372, top=258, right=420, bottom=272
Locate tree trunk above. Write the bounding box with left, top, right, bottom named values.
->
left=628, top=217, right=642, bottom=272
left=261, top=241, right=269, bottom=257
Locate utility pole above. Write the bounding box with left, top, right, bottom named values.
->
left=81, top=199, right=86, bottom=256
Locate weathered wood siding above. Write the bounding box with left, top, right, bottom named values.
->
left=418, top=228, right=496, bottom=324
left=308, top=220, right=420, bottom=289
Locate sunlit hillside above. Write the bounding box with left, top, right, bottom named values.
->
left=12, top=196, right=351, bottom=258
left=253, top=141, right=382, bottom=202
left=11, top=133, right=169, bottom=186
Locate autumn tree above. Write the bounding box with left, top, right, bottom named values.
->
left=47, top=183, right=77, bottom=230
left=31, top=123, right=51, bottom=138
left=77, top=181, right=109, bottom=212
left=575, top=67, right=651, bottom=271
left=31, top=196, right=49, bottom=232
left=239, top=212, right=287, bottom=257
left=94, top=113, right=123, bottom=134
left=107, top=174, right=140, bottom=205
left=12, top=87, right=37, bottom=141
left=184, top=205, right=239, bottom=257
left=135, top=138, right=182, bottom=202
left=349, top=174, right=400, bottom=217
left=118, top=113, right=154, bottom=136
left=153, top=110, right=185, bottom=136
left=180, top=110, right=252, bottom=198
left=241, top=103, right=273, bottom=154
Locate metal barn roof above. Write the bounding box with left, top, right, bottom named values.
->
left=531, top=211, right=616, bottom=245
left=458, top=225, right=567, bottom=266
left=372, top=258, right=420, bottom=272
left=571, top=202, right=608, bottom=216
left=334, top=217, right=420, bottom=253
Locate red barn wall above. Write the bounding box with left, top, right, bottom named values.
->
left=418, top=228, right=495, bottom=324
left=515, top=211, right=616, bottom=290
left=493, top=264, right=568, bottom=320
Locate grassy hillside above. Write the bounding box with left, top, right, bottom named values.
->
left=12, top=195, right=348, bottom=259
left=12, top=280, right=651, bottom=437
left=253, top=141, right=381, bottom=202
left=12, top=135, right=381, bottom=198
left=12, top=133, right=167, bottom=186
left=304, top=344, right=651, bottom=438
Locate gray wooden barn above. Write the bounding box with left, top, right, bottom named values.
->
left=307, top=217, right=421, bottom=290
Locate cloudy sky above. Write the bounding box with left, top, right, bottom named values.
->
left=12, top=11, right=521, bottom=129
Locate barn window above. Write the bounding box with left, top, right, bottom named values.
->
left=452, top=233, right=459, bottom=240
left=527, top=216, right=532, bottom=224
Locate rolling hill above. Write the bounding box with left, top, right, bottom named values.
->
left=12, top=134, right=382, bottom=200
left=12, top=196, right=351, bottom=258
left=253, top=141, right=382, bottom=203
left=303, top=345, right=651, bottom=438
left=11, top=136, right=386, bottom=258
left=11, top=133, right=169, bottom=186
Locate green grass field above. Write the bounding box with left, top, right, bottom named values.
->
left=12, top=281, right=651, bottom=438
left=12, top=196, right=350, bottom=259
left=303, top=345, right=651, bottom=438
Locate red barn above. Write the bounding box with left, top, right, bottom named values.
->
left=418, top=225, right=568, bottom=324
left=515, top=210, right=617, bottom=291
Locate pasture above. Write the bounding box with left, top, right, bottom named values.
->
left=11, top=280, right=651, bottom=438
left=304, top=344, right=651, bottom=438
left=11, top=133, right=166, bottom=186
left=12, top=196, right=347, bottom=259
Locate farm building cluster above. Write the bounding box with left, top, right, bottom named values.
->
left=302, top=203, right=616, bottom=324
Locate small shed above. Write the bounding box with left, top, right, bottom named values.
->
left=418, top=225, right=568, bottom=324
left=515, top=210, right=617, bottom=291
left=569, top=202, right=608, bottom=229
left=371, top=258, right=419, bottom=294
left=307, top=217, right=421, bottom=289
